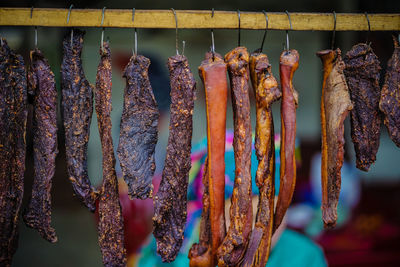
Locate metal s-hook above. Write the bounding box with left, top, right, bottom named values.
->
left=67, top=5, right=74, bottom=48
left=365, top=12, right=371, bottom=44
left=132, top=8, right=137, bottom=56
left=285, top=10, right=292, bottom=51
left=31, top=7, right=38, bottom=48
left=101, top=7, right=106, bottom=52
left=259, top=10, right=268, bottom=52
left=331, top=11, right=337, bottom=50
left=237, top=10, right=241, bottom=47
left=171, top=8, right=179, bottom=55
left=211, top=8, right=215, bottom=60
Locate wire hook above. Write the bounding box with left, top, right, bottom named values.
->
left=285, top=10, right=292, bottom=51
left=331, top=11, right=337, bottom=50
left=132, top=8, right=137, bottom=56
left=237, top=10, right=241, bottom=47
left=101, top=7, right=106, bottom=52
left=171, top=8, right=179, bottom=55
left=67, top=5, right=74, bottom=49
left=31, top=7, right=38, bottom=48
left=211, top=8, right=215, bottom=60
left=259, top=10, right=268, bottom=52
left=365, top=12, right=371, bottom=44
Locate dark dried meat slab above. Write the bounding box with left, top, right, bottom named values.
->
left=153, top=54, right=196, bottom=262
left=0, top=38, right=28, bottom=266
left=117, top=54, right=159, bottom=199
left=343, top=43, right=381, bottom=171
left=61, top=29, right=98, bottom=211
left=380, top=36, right=400, bottom=148
left=23, top=48, right=58, bottom=243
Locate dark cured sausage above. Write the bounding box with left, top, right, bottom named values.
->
left=0, top=38, right=28, bottom=266
left=241, top=51, right=281, bottom=267
left=153, top=54, right=196, bottom=262
left=189, top=52, right=227, bottom=267
left=61, top=29, right=98, bottom=211
left=274, top=49, right=299, bottom=232
left=217, top=47, right=252, bottom=267
left=380, top=36, right=400, bottom=148
left=317, top=49, right=352, bottom=228
left=343, top=43, right=381, bottom=171
left=117, top=54, right=159, bottom=199
left=24, top=48, right=58, bottom=243
left=95, top=42, right=127, bottom=266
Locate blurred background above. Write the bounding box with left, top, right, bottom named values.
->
left=1, top=0, right=400, bottom=266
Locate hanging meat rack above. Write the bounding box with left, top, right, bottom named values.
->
left=0, top=8, right=399, bottom=31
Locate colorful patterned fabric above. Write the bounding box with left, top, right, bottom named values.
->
left=137, top=130, right=326, bottom=266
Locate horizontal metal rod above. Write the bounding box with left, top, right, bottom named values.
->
left=0, top=8, right=399, bottom=31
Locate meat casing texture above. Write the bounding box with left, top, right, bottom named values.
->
left=274, top=49, right=299, bottom=232
left=343, top=43, right=381, bottom=171
left=61, top=29, right=98, bottom=211
left=23, top=48, right=58, bottom=243
left=189, top=52, right=227, bottom=267
left=241, top=52, right=281, bottom=267
left=380, top=36, right=400, bottom=148
left=117, top=54, right=159, bottom=199
left=0, top=38, right=28, bottom=266
left=217, top=47, right=252, bottom=267
left=153, top=54, right=196, bottom=262
left=317, top=49, right=353, bottom=228
left=95, top=42, right=127, bottom=267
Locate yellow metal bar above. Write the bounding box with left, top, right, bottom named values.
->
left=0, top=8, right=399, bottom=31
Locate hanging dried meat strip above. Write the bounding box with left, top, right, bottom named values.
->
left=0, top=38, right=28, bottom=266
left=317, top=49, right=353, bottom=228
left=95, top=42, right=127, bottom=266
left=274, top=49, right=299, bottom=232
left=23, top=48, right=58, bottom=243
left=189, top=52, right=227, bottom=266
left=188, top=159, right=212, bottom=267
left=380, top=36, right=400, bottom=148
left=61, top=29, right=98, bottom=211
left=153, top=54, right=196, bottom=262
left=217, top=47, right=252, bottom=267
left=117, top=54, right=159, bottom=199
left=241, top=51, right=281, bottom=267
left=343, top=43, right=381, bottom=171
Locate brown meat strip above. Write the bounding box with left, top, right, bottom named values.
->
left=241, top=51, right=281, bottom=267
left=0, top=38, right=28, bottom=266
left=153, top=54, right=196, bottom=262
left=23, top=48, right=58, bottom=243
left=217, top=47, right=253, bottom=267
left=317, top=49, right=353, bottom=228
left=95, top=42, right=127, bottom=267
